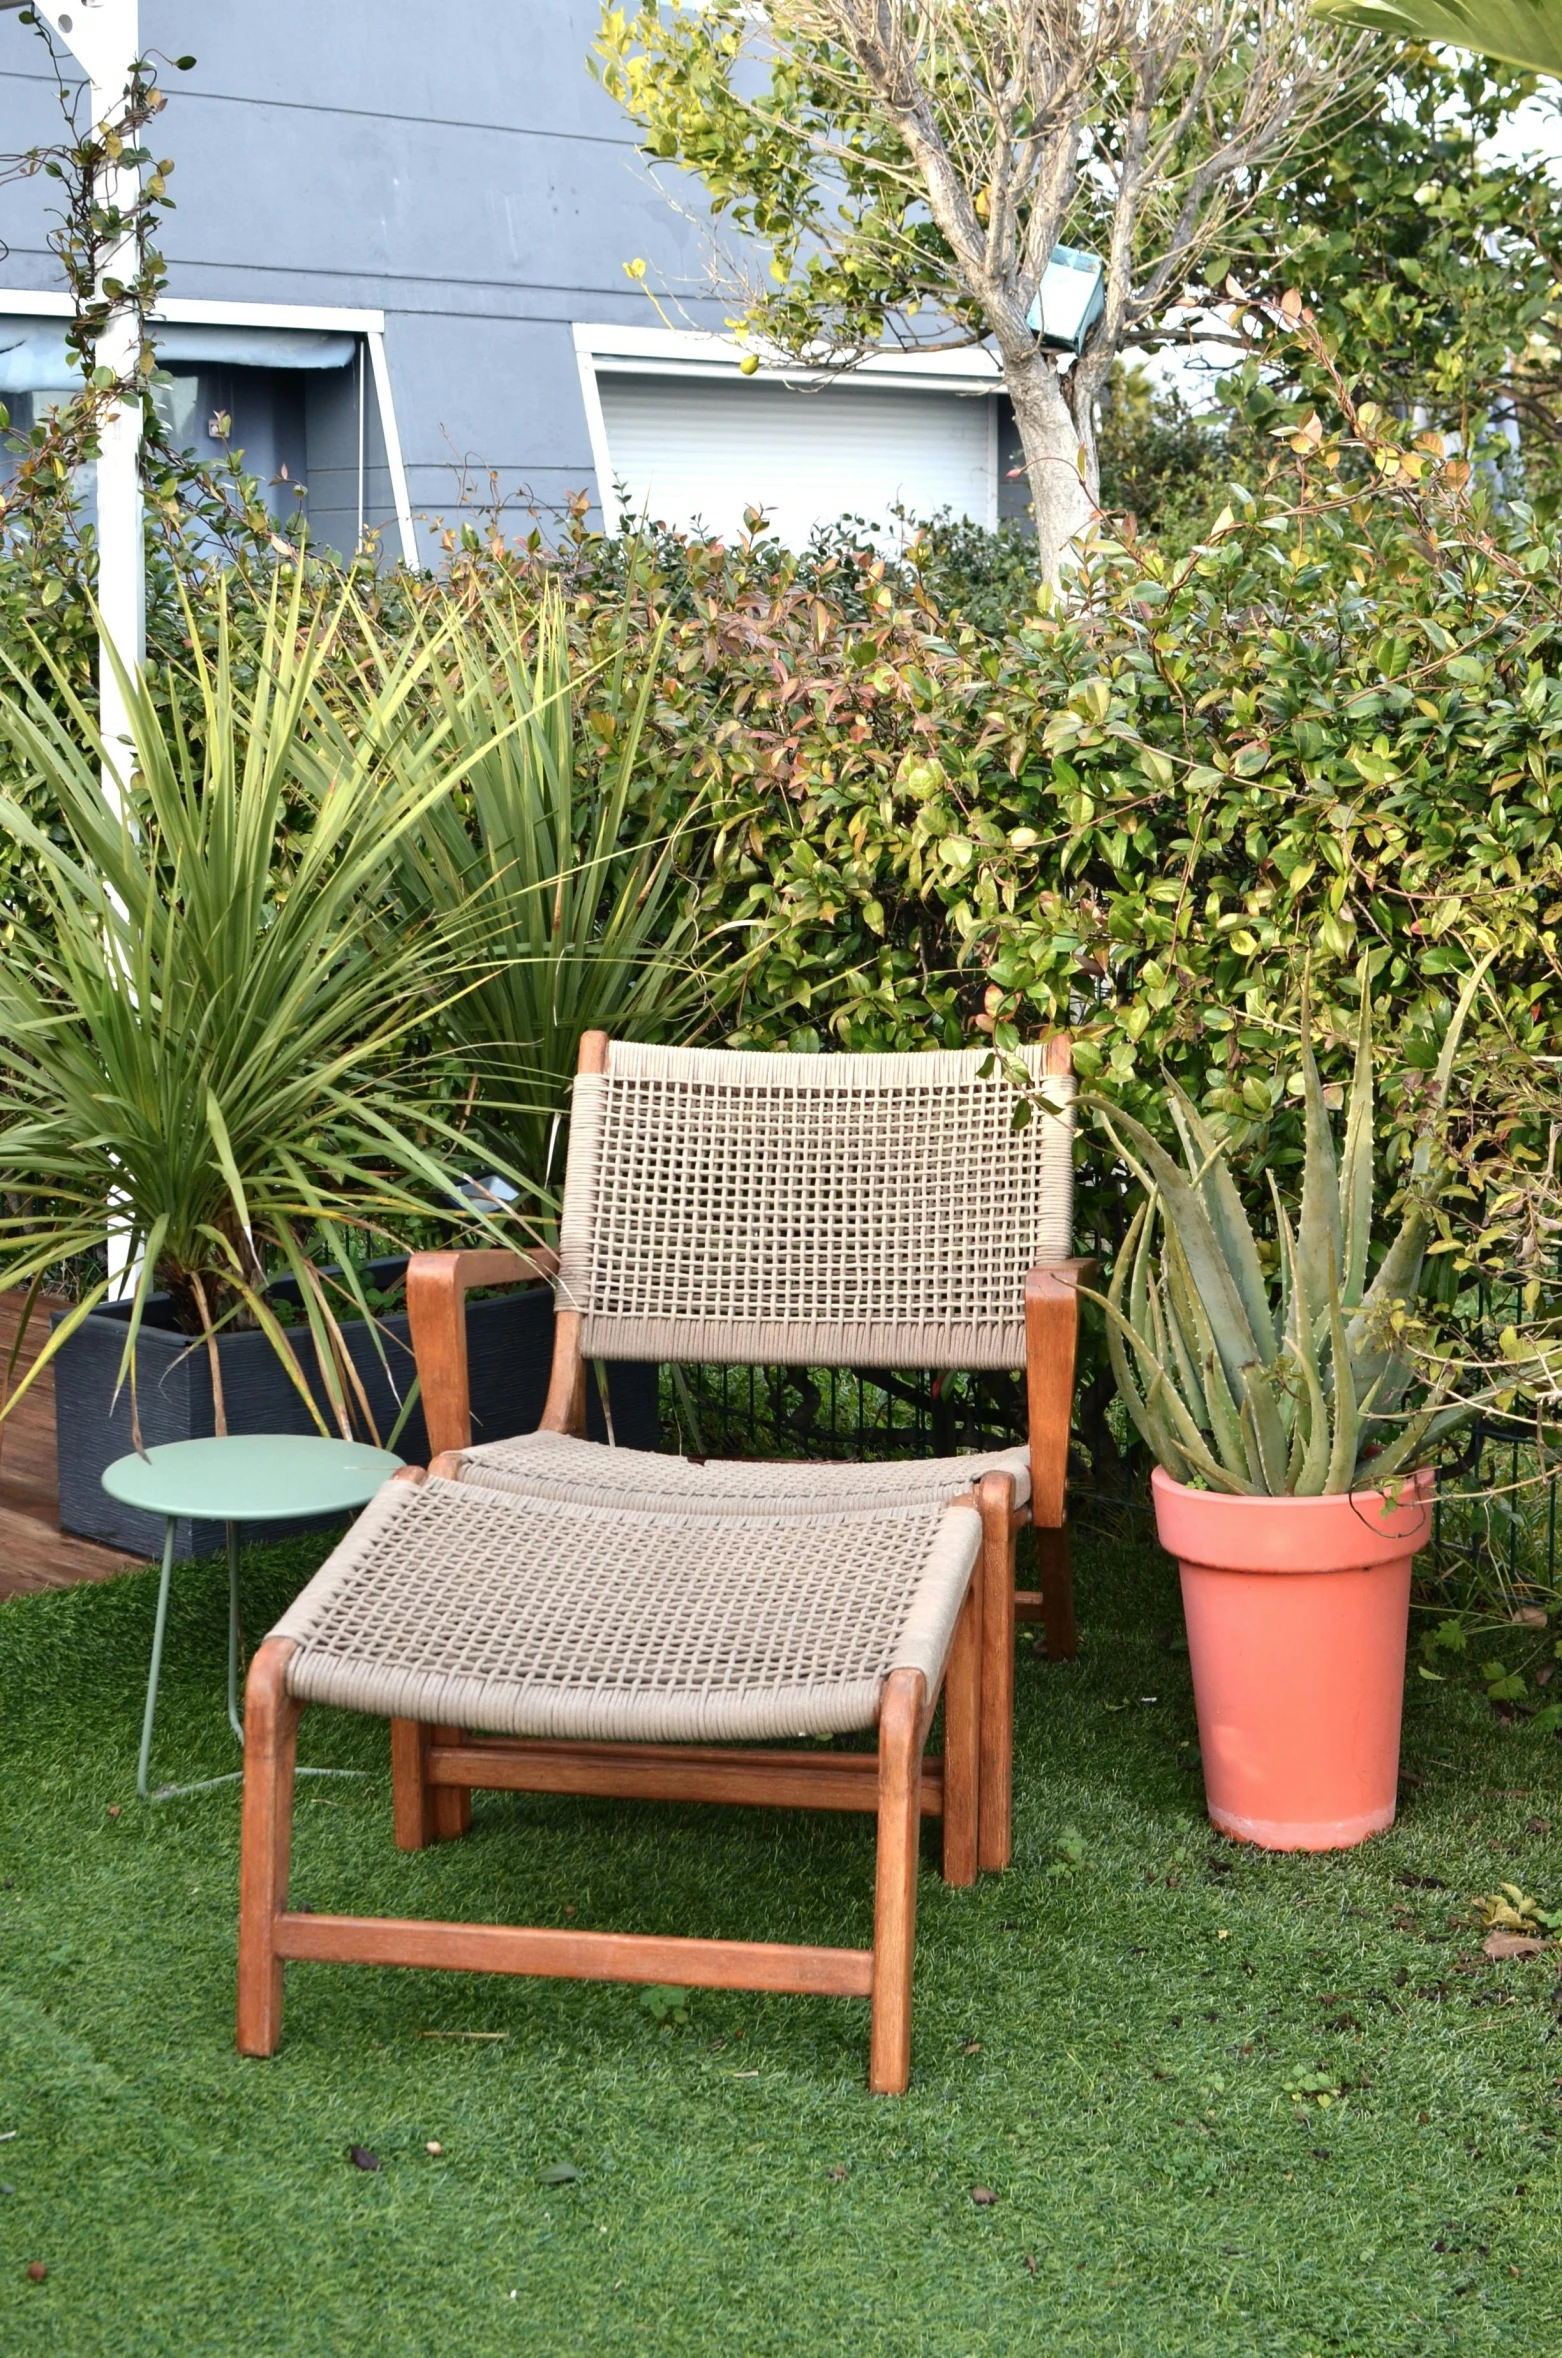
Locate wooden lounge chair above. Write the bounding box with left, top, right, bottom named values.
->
left=236, top=1037, right=1082, bottom=2092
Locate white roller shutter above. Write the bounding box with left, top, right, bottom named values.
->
left=595, top=373, right=995, bottom=547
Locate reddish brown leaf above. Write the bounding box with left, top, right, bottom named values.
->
left=1483, top=1932, right=1546, bottom=1962
left=25, top=2263, right=46, bottom=2283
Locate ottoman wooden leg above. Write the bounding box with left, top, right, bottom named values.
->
left=237, top=1638, right=301, bottom=2057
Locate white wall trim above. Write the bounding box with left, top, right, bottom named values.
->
left=0, top=288, right=387, bottom=334
left=572, top=320, right=1001, bottom=397
left=574, top=328, right=616, bottom=508
left=366, top=329, right=417, bottom=568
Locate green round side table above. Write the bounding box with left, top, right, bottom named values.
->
left=102, top=1435, right=402, bottom=1801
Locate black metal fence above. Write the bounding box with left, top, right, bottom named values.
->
left=655, top=1364, right=1561, bottom=1613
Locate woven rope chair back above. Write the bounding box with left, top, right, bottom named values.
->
left=556, top=1041, right=1074, bottom=1372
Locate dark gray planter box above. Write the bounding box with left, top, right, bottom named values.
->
left=51, top=1256, right=660, bottom=1559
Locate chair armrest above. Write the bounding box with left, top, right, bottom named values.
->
left=1023, top=1260, right=1093, bottom=1528
left=406, top=1247, right=559, bottom=1459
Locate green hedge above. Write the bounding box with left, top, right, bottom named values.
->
left=8, top=425, right=1559, bottom=1284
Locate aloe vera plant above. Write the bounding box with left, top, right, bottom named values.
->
left=1091, top=960, right=1496, bottom=1496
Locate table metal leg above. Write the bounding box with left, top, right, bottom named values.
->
left=133, top=1511, right=364, bottom=1802
left=226, top=1521, right=245, bottom=1746
left=136, top=1515, right=178, bottom=1802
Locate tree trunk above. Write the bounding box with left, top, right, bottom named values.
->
left=1002, top=347, right=1099, bottom=586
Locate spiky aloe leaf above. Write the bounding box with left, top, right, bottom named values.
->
left=1095, top=1104, right=1270, bottom=1391
left=1338, top=969, right=1374, bottom=1309
left=1159, top=1229, right=1213, bottom=1430
left=1368, top=1394, right=1478, bottom=1483
left=1127, top=1185, right=1157, bottom=1341
left=1269, top=1173, right=1297, bottom=1353
left=1085, top=1277, right=1255, bottom=1494
left=1164, top=1226, right=1253, bottom=1481
left=1167, top=1083, right=1274, bottom=1360
left=1324, top=1251, right=1361, bottom=1494
left=1237, top=1395, right=1271, bottom=1495
left=1241, top=1360, right=1294, bottom=1494
left=1278, top=1216, right=1331, bottom=1494
left=1296, top=981, right=1344, bottom=1350
left=1095, top=1209, right=1198, bottom=1484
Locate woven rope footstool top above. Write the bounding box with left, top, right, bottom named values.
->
left=273, top=1478, right=981, bottom=1745
left=453, top=1429, right=1033, bottom=1513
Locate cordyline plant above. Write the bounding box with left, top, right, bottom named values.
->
left=1087, top=956, right=1517, bottom=1495
left=0, top=574, right=546, bottom=1445
left=370, top=577, right=719, bottom=1186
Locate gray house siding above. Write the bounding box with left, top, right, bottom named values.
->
left=0, top=0, right=720, bottom=556
left=1, top=3, right=1009, bottom=559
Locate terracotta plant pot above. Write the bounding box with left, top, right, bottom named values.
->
left=1151, top=1464, right=1435, bottom=1852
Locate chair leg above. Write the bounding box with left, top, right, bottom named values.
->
left=1035, top=1525, right=1077, bottom=1663
left=236, top=1638, right=301, bottom=2058
left=1025, top=1265, right=1080, bottom=1667
left=432, top=1728, right=473, bottom=1841
left=393, top=1720, right=473, bottom=1847
left=869, top=1668, right=925, bottom=2096
left=941, top=1583, right=980, bottom=1888
left=977, top=1473, right=1017, bottom=1873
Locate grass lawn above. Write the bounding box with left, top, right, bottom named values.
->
left=1, top=1521, right=1559, bottom=2355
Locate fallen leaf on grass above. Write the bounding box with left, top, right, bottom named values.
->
left=970, top=2187, right=998, bottom=2207
left=540, top=2163, right=581, bottom=2186
left=348, top=2146, right=380, bottom=2172
left=1483, top=1932, right=1546, bottom=1961
left=828, top=2166, right=849, bottom=2182
left=1527, top=1817, right=1553, bottom=1835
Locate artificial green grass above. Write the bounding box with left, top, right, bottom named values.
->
left=1, top=1527, right=1559, bottom=2356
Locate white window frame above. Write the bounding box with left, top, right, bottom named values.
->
left=573, top=322, right=1001, bottom=534
left=0, top=289, right=416, bottom=563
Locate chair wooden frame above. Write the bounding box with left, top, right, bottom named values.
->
left=404, top=1035, right=1087, bottom=1873
left=237, top=1033, right=1085, bottom=2093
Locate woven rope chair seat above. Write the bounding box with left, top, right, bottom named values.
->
left=274, top=1478, right=981, bottom=1744
left=452, top=1430, right=1033, bottom=1513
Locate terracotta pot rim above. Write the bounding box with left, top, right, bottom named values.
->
left=1149, top=1464, right=1435, bottom=1512
left=1151, top=1462, right=1433, bottom=1576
